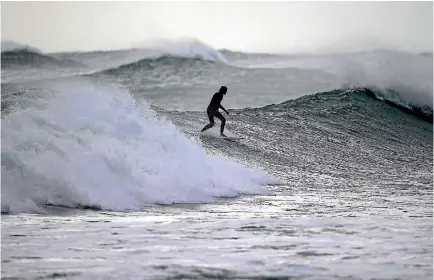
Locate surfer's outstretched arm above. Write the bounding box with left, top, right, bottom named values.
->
left=220, top=105, right=229, bottom=114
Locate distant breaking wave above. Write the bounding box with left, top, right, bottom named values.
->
left=132, top=37, right=227, bottom=63
left=95, top=55, right=220, bottom=76
left=1, top=49, right=83, bottom=68
left=1, top=39, right=42, bottom=53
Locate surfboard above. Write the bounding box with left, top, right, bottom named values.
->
left=221, top=136, right=245, bottom=142
left=187, top=131, right=244, bottom=141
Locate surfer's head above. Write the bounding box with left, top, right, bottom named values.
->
left=219, top=86, right=228, bottom=94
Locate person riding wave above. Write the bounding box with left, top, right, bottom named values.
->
left=200, top=86, right=229, bottom=137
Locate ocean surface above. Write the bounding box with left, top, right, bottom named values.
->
left=1, top=39, right=433, bottom=279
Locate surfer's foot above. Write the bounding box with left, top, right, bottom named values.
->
left=220, top=133, right=227, bottom=137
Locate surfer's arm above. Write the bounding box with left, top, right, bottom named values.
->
left=219, top=104, right=229, bottom=114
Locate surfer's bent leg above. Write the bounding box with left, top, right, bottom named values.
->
left=201, top=108, right=215, bottom=132
left=215, top=111, right=226, bottom=136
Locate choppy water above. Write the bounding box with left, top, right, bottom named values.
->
left=1, top=39, right=432, bottom=279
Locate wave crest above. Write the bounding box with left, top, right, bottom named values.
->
left=254, top=87, right=433, bottom=123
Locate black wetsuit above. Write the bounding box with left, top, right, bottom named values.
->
left=206, top=91, right=225, bottom=123
left=201, top=91, right=227, bottom=135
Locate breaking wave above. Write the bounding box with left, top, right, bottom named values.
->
left=1, top=79, right=274, bottom=214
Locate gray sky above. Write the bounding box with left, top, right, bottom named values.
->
left=1, top=1, right=432, bottom=53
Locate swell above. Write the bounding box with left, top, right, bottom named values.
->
left=1, top=49, right=82, bottom=68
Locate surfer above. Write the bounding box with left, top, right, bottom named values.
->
left=200, top=85, right=229, bottom=137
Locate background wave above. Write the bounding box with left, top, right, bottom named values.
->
left=3, top=39, right=431, bottom=115
left=1, top=39, right=42, bottom=53
left=1, top=49, right=83, bottom=68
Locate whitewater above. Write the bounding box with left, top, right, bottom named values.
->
left=1, top=39, right=432, bottom=279
left=1, top=80, right=272, bottom=213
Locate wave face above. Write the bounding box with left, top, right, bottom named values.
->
left=163, top=87, right=432, bottom=197
left=1, top=80, right=273, bottom=214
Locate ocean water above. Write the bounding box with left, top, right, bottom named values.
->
left=1, top=39, right=433, bottom=279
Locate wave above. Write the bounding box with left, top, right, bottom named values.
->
left=316, top=50, right=433, bottom=110
left=360, top=88, right=432, bottom=122
left=219, top=49, right=286, bottom=60
left=48, top=37, right=228, bottom=74
left=257, top=87, right=433, bottom=123
left=89, top=53, right=323, bottom=79
left=1, top=79, right=274, bottom=214
left=1, top=39, right=42, bottom=53
left=93, top=55, right=220, bottom=76
left=101, top=37, right=229, bottom=75
left=1, top=49, right=82, bottom=68
left=219, top=49, right=433, bottom=111
left=132, top=37, right=227, bottom=63
left=98, top=48, right=432, bottom=109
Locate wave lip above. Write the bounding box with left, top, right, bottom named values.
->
left=363, top=87, right=433, bottom=123
left=1, top=80, right=272, bottom=214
